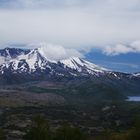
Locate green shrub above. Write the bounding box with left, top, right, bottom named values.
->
left=24, top=116, right=86, bottom=140
left=54, top=123, right=86, bottom=140
left=24, top=115, right=52, bottom=140
left=0, top=129, right=6, bottom=140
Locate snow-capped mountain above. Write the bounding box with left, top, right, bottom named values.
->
left=0, top=47, right=108, bottom=77
left=132, top=72, right=140, bottom=78
left=0, top=48, right=30, bottom=63
left=0, top=46, right=139, bottom=85
left=0, top=47, right=140, bottom=102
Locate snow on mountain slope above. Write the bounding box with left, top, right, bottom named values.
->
left=132, top=73, right=140, bottom=77
left=0, top=46, right=139, bottom=85
left=0, top=56, right=5, bottom=65
left=0, top=47, right=109, bottom=76
left=16, top=49, right=46, bottom=71
left=60, top=57, right=107, bottom=74
left=0, top=48, right=13, bottom=65
left=0, top=48, right=30, bottom=64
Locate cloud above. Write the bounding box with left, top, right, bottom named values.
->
left=28, top=43, right=83, bottom=60
left=0, top=0, right=104, bottom=9
left=1, top=1, right=140, bottom=56
left=103, top=40, right=140, bottom=55
left=131, top=40, right=140, bottom=51
left=103, top=44, right=133, bottom=55
left=0, top=0, right=140, bottom=49
left=1, top=0, right=140, bottom=10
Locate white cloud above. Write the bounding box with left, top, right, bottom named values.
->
left=28, top=43, right=83, bottom=60
left=104, top=44, right=132, bottom=55
left=0, top=9, right=140, bottom=49
left=0, top=0, right=140, bottom=53
left=131, top=40, right=140, bottom=51
left=103, top=40, right=140, bottom=55
left=1, top=0, right=140, bottom=10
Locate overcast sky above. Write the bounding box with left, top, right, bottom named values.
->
left=0, top=0, right=140, bottom=72
left=0, top=0, right=140, bottom=48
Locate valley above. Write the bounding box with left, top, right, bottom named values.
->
left=0, top=47, right=140, bottom=139
left=0, top=80, right=140, bottom=139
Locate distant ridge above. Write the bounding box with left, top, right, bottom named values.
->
left=0, top=47, right=139, bottom=84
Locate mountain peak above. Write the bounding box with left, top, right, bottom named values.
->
left=0, top=47, right=111, bottom=79
left=60, top=56, right=107, bottom=74
left=0, top=47, right=139, bottom=84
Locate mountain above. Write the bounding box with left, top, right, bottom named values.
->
left=132, top=72, right=140, bottom=77
left=0, top=47, right=30, bottom=63
left=0, top=47, right=140, bottom=103
left=0, top=47, right=109, bottom=77
left=0, top=47, right=139, bottom=86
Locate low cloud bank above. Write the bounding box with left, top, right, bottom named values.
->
left=103, top=40, right=140, bottom=56
left=28, top=43, right=83, bottom=60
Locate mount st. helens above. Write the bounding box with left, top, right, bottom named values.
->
left=0, top=47, right=108, bottom=76
left=0, top=47, right=139, bottom=102
left=0, top=47, right=139, bottom=88
left=0, top=48, right=140, bottom=140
